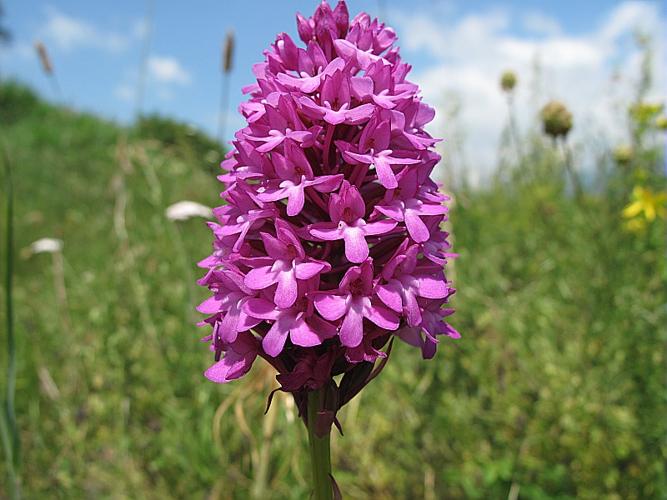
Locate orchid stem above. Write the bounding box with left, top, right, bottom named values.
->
left=307, top=388, right=333, bottom=500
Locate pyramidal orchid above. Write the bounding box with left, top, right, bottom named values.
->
left=197, top=2, right=458, bottom=498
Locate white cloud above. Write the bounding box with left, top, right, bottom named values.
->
left=113, top=56, right=191, bottom=107
left=40, top=7, right=130, bottom=52
left=522, top=12, right=561, bottom=36
left=147, top=56, right=191, bottom=85
left=393, top=1, right=666, bottom=184
left=599, top=2, right=656, bottom=41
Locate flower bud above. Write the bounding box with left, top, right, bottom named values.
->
left=540, top=100, right=573, bottom=139
left=500, top=70, right=517, bottom=93
left=613, top=145, right=633, bottom=166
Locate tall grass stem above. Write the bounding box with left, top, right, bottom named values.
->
left=2, top=142, right=20, bottom=498
left=559, top=139, right=583, bottom=202
left=506, top=93, right=523, bottom=164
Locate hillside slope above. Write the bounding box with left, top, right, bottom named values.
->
left=1, top=81, right=666, bottom=499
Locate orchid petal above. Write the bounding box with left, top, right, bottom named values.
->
left=373, top=155, right=398, bottom=189
left=375, top=204, right=405, bottom=221
left=364, top=300, right=399, bottom=330
left=286, top=184, right=306, bottom=216
left=197, top=296, right=224, bottom=314
left=294, top=261, right=326, bottom=280
left=262, top=315, right=293, bottom=357
left=404, top=209, right=430, bottom=242
left=290, top=317, right=325, bottom=347
left=339, top=299, right=364, bottom=347
left=245, top=265, right=280, bottom=290
left=314, top=294, right=349, bottom=321
left=275, top=269, right=298, bottom=308
left=309, top=223, right=344, bottom=241
left=205, top=351, right=250, bottom=383
left=403, top=289, right=422, bottom=327
left=376, top=281, right=403, bottom=312
left=306, top=174, right=344, bottom=193
left=363, top=219, right=398, bottom=236
left=244, top=298, right=281, bottom=320
left=342, top=225, right=369, bottom=263
left=417, top=275, right=450, bottom=299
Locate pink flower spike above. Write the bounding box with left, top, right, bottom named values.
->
left=197, top=2, right=458, bottom=424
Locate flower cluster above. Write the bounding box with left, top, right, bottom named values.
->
left=198, top=1, right=458, bottom=410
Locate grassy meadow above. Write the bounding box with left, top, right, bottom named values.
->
left=0, top=73, right=666, bottom=500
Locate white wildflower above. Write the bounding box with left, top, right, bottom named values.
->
left=30, top=238, right=63, bottom=254
left=165, top=201, right=213, bottom=221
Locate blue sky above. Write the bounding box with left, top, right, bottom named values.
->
left=1, top=1, right=665, bottom=181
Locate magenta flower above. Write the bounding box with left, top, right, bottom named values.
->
left=256, top=140, right=343, bottom=216
left=374, top=168, right=449, bottom=242
left=244, top=219, right=331, bottom=308
left=298, top=67, right=376, bottom=125
left=314, top=260, right=398, bottom=348
left=197, top=266, right=261, bottom=343
left=209, top=188, right=276, bottom=252
left=197, top=4, right=458, bottom=494
left=244, top=281, right=337, bottom=356
left=340, top=111, right=421, bottom=189
left=398, top=299, right=459, bottom=359
left=375, top=241, right=450, bottom=328
left=203, top=331, right=260, bottom=383
left=309, top=180, right=396, bottom=263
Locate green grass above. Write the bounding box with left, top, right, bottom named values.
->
left=1, top=80, right=666, bottom=499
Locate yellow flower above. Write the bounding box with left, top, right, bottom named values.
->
left=656, top=115, right=667, bottom=131
left=622, top=186, right=667, bottom=222
left=623, top=218, right=646, bottom=233
left=629, top=102, right=664, bottom=126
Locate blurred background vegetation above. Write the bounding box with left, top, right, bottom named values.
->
left=1, top=27, right=667, bottom=500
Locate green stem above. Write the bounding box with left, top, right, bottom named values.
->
left=307, top=388, right=333, bottom=500
left=507, top=93, right=523, bottom=164
left=3, top=143, right=20, bottom=498
left=559, top=139, right=583, bottom=202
